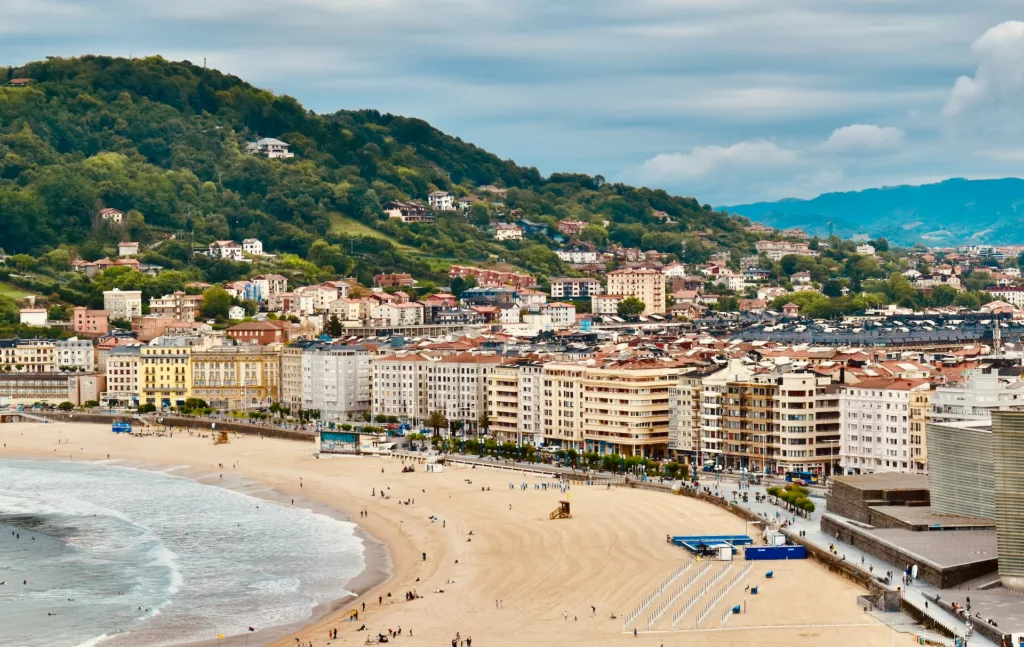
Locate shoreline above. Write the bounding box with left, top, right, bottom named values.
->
left=1, top=421, right=923, bottom=647
left=0, top=452, right=397, bottom=647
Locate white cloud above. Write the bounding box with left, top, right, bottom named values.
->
left=944, top=20, right=1024, bottom=119
left=820, top=124, right=905, bottom=152
left=637, top=140, right=798, bottom=181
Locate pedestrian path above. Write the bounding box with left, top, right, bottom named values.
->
left=726, top=481, right=993, bottom=647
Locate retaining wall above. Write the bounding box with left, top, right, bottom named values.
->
left=821, top=514, right=997, bottom=589
left=29, top=412, right=315, bottom=443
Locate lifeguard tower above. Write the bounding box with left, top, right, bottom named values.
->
left=214, top=431, right=229, bottom=445
left=549, top=500, right=571, bottom=520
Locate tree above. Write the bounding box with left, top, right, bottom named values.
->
left=58, top=401, right=74, bottom=411
left=822, top=279, right=844, bottom=299
left=477, top=412, right=490, bottom=439
left=426, top=411, right=448, bottom=438
left=139, top=403, right=157, bottom=413
left=326, top=313, right=343, bottom=337
left=199, top=286, right=232, bottom=320
left=469, top=201, right=492, bottom=226
left=931, top=284, right=957, bottom=307
left=617, top=297, right=646, bottom=317
left=716, top=296, right=739, bottom=312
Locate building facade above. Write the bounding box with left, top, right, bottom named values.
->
left=140, top=338, right=192, bottom=408
left=301, top=344, right=371, bottom=420
left=103, top=288, right=143, bottom=321
left=191, top=344, right=282, bottom=410
left=840, top=378, right=930, bottom=475
left=606, top=269, right=666, bottom=315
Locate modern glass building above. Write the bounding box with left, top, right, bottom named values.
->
left=929, top=412, right=1024, bottom=591
left=992, top=411, right=1024, bottom=592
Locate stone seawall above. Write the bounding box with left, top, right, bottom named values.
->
left=28, top=412, right=316, bottom=443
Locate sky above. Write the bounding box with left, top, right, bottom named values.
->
left=4, top=0, right=1024, bottom=205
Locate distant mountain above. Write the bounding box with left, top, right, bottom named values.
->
left=723, top=178, right=1024, bottom=246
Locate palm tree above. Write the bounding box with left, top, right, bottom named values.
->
left=426, top=411, right=448, bottom=438
left=476, top=412, right=489, bottom=439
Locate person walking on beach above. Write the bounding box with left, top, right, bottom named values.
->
left=564, top=610, right=568, bottom=621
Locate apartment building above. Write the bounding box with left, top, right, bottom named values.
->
left=0, top=373, right=74, bottom=406
left=929, top=368, right=1024, bottom=423
left=754, top=240, right=819, bottom=262
left=72, top=307, right=109, bottom=336
left=591, top=294, right=624, bottom=316
left=371, top=352, right=437, bottom=421
left=140, top=338, right=192, bottom=408
left=279, top=341, right=311, bottom=412
left=301, top=344, right=371, bottom=420
left=606, top=269, right=666, bottom=315
left=149, top=292, right=203, bottom=322
left=371, top=302, right=424, bottom=327
left=104, top=345, right=141, bottom=407
left=428, top=353, right=507, bottom=425
left=0, top=339, right=57, bottom=373
left=668, top=367, right=713, bottom=462
left=540, top=360, right=681, bottom=457
left=699, top=360, right=756, bottom=469
left=486, top=361, right=544, bottom=446
left=251, top=274, right=288, bottom=302
left=103, top=288, right=143, bottom=321
left=703, top=368, right=840, bottom=475
left=839, top=377, right=931, bottom=475
left=56, top=337, right=94, bottom=371
left=549, top=277, right=603, bottom=299
left=191, top=344, right=282, bottom=410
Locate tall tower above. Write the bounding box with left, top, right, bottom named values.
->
left=991, top=410, right=1024, bottom=592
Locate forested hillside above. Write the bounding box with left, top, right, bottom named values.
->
left=0, top=55, right=756, bottom=287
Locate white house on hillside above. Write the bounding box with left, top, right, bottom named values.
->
left=208, top=240, right=244, bottom=261
left=245, top=138, right=294, bottom=159
left=428, top=191, right=454, bottom=211
left=242, top=238, right=264, bottom=256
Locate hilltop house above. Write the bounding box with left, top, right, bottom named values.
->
left=245, top=138, right=294, bottom=158
left=428, top=191, right=455, bottom=211
left=383, top=201, right=435, bottom=223
left=99, top=208, right=124, bottom=224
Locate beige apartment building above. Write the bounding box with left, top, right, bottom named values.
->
left=540, top=359, right=682, bottom=457
left=487, top=361, right=544, bottom=447
left=279, top=342, right=308, bottom=412
left=103, top=288, right=143, bottom=321
left=702, top=365, right=840, bottom=476
left=606, top=269, right=666, bottom=315
left=191, top=343, right=282, bottom=410
left=149, top=291, right=204, bottom=322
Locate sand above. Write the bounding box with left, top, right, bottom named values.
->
left=0, top=421, right=924, bottom=647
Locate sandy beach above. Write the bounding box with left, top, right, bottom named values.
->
left=0, top=421, right=923, bottom=647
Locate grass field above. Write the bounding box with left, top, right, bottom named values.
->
left=327, top=213, right=418, bottom=252
left=0, top=282, right=33, bottom=299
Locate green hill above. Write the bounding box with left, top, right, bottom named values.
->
left=0, top=55, right=757, bottom=287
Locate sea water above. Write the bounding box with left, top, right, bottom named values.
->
left=0, top=459, right=365, bottom=647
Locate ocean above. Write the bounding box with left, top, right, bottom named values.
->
left=0, top=459, right=366, bottom=647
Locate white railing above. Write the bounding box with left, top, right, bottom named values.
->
left=720, top=605, right=734, bottom=628
left=645, top=562, right=712, bottom=630
left=697, top=562, right=752, bottom=628
left=622, top=561, right=693, bottom=631
left=671, top=563, right=733, bottom=628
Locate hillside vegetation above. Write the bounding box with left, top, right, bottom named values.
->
left=0, top=55, right=759, bottom=287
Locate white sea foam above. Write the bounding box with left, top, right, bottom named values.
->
left=1, top=459, right=366, bottom=647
